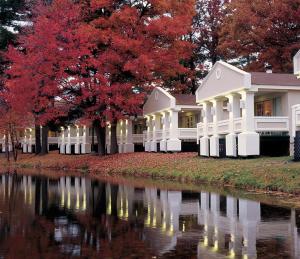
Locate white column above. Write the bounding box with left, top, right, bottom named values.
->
left=151, top=114, right=160, bottom=152
left=66, top=126, right=71, bottom=154
left=75, top=125, right=81, bottom=154
left=59, top=127, right=65, bottom=154
left=167, top=110, right=181, bottom=152
left=200, top=102, right=210, bottom=156
left=160, top=111, right=168, bottom=152
left=145, top=116, right=152, bottom=152
left=124, top=119, right=134, bottom=153
left=118, top=120, right=124, bottom=153
left=210, top=99, right=222, bottom=157
left=22, top=129, right=28, bottom=153
left=238, top=91, right=260, bottom=156
left=226, top=94, right=240, bottom=157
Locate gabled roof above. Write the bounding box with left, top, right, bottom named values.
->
left=173, top=94, right=196, bottom=105
left=251, top=72, right=300, bottom=86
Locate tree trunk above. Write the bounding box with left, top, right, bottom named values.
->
left=94, top=120, right=106, bottom=156
left=5, top=131, right=9, bottom=162
left=9, top=126, right=18, bottom=162
left=35, top=125, right=41, bottom=155
left=91, top=126, right=95, bottom=153
left=41, top=125, right=49, bottom=155
left=110, top=122, right=118, bottom=154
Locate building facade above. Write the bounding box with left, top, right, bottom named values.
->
left=196, top=52, right=300, bottom=157
left=143, top=87, right=201, bottom=152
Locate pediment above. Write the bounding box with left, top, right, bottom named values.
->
left=143, top=87, right=176, bottom=115
left=196, top=61, right=251, bottom=102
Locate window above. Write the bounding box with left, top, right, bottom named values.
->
left=255, top=100, right=273, bottom=116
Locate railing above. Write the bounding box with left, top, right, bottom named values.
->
left=217, top=120, right=230, bottom=134
left=233, top=118, right=243, bottom=133
left=296, top=108, right=300, bottom=126
left=133, top=134, right=144, bottom=143
left=254, top=116, right=289, bottom=132
left=48, top=137, right=59, bottom=144
left=292, top=104, right=300, bottom=137
left=165, top=129, right=170, bottom=139
left=178, top=128, right=197, bottom=139
left=155, top=130, right=163, bottom=141
left=207, top=123, right=214, bottom=135
left=197, top=123, right=204, bottom=137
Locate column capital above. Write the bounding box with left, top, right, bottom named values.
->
left=225, top=92, right=240, bottom=99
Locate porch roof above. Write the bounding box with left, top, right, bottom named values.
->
left=251, top=72, right=300, bottom=86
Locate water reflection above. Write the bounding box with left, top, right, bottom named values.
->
left=0, top=173, right=299, bottom=258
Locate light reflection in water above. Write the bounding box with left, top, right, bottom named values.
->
left=0, top=173, right=298, bottom=258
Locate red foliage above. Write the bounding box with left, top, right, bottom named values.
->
left=5, top=0, right=83, bottom=125
left=219, top=0, right=300, bottom=73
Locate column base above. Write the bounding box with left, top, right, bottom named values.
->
left=60, top=144, right=65, bottom=154
left=210, top=135, right=220, bottom=157
left=123, top=143, right=134, bottom=153
left=75, top=144, right=81, bottom=154
left=200, top=136, right=209, bottom=156
left=106, top=144, right=111, bottom=154
left=145, top=141, right=151, bottom=152
left=226, top=133, right=237, bottom=157
left=65, top=144, right=71, bottom=154
left=167, top=139, right=181, bottom=152
left=150, top=141, right=157, bottom=152
left=81, top=143, right=91, bottom=154
left=160, top=140, right=167, bottom=152
left=23, top=144, right=27, bottom=153
left=28, top=144, right=33, bottom=153
left=238, top=132, right=260, bottom=157
left=118, top=144, right=124, bottom=154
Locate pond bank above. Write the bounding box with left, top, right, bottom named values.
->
left=1, top=152, right=300, bottom=195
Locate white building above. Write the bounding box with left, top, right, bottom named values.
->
left=196, top=51, right=300, bottom=157
left=58, top=116, right=145, bottom=155
left=143, top=87, right=201, bottom=152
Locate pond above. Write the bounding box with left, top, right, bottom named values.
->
left=0, top=172, right=298, bottom=258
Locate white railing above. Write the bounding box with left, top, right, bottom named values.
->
left=292, top=104, right=300, bottom=137
left=155, top=130, right=163, bottom=141
left=133, top=134, right=143, bottom=143
left=48, top=137, right=59, bottom=144
left=254, top=116, right=289, bottom=132
left=163, top=129, right=169, bottom=139
left=207, top=123, right=214, bottom=135
left=296, top=108, right=300, bottom=126
left=178, top=128, right=197, bottom=139
left=233, top=118, right=243, bottom=133
left=197, top=123, right=204, bottom=137
left=217, top=120, right=230, bottom=134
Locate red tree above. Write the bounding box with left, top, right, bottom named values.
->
left=5, top=0, right=195, bottom=156
left=62, top=0, right=196, bottom=154
left=219, top=0, right=300, bottom=73
left=5, top=0, right=82, bottom=154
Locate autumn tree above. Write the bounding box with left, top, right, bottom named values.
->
left=5, top=0, right=81, bottom=155
left=219, top=0, right=300, bottom=73
left=184, top=0, right=228, bottom=94
left=0, top=0, right=32, bottom=91
left=62, top=0, right=195, bottom=155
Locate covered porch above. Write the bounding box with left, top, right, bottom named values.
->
left=143, top=87, right=201, bottom=152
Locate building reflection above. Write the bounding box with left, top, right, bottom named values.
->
left=0, top=173, right=299, bottom=258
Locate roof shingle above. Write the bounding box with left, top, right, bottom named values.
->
left=173, top=94, right=196, bottom=105
left=251, top=72, right=300, bottom=86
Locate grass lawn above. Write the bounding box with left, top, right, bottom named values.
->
left=1, top=152, right=300, bottom=194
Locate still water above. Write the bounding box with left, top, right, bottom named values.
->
left=0, top=173, right=298, bottom=258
